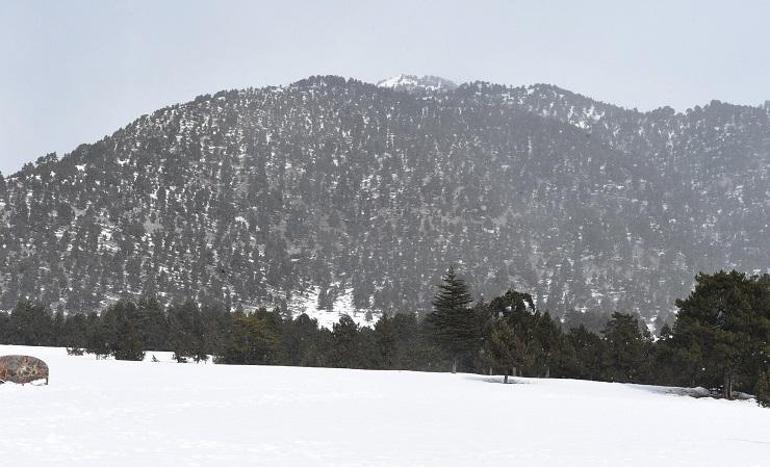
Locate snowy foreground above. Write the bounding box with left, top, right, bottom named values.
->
left=2, top=345, right=769, bottom=467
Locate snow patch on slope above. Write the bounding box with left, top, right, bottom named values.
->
left=377, top=74, right=457, bottom=92
left=288, top=285, right=379, bottom=329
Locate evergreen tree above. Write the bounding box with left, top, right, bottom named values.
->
left=52, top=310, right=65, bottom=347
left=374, top=314, right=397, bottom=369
left=220, top=309, right=280, bottom=365
left=356, top=326, right=380, bottom=369
left=562, top=324, right=604, bottom=380
left=562, top=308, right=612, bottom=334
left=167, top=301, right=206, bottom=362
left=136, top=295, right=169, bottom=351
left=601, top=312, right=652, bottom=383
left=8, top=300, right=54, bottom=345
left=63, top=313, right=88, bottom=355
left=486, top=288, right=540, bottom=377
left=483, top=319, right=516, bottom=383
left=199, top=302, right=231, bottom=358
left=426, top=267, right=479, bottom=373
left=101, top=300, right=145, bottom=361
left=532, top=312, right=562, bottom=378
left=755, top=371, right=770, bottom=408
left=671, top=271, right=770, bottom=399
left=84, top=312, right=110, bottom=359
left=331, top=315, right=361, bottom=368
left=281, top=313, right=324, bottom=366
left=0, top=311, right=10, bottom=343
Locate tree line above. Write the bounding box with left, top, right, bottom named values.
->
left=0, top=268, right=768, bottom=406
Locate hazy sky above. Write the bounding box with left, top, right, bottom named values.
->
left=2, top=0, right=769, bottom=175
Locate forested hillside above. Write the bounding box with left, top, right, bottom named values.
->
left=1, top=75, right=769, bottom=327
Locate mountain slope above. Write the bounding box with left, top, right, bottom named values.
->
left=1, top=76, right=769, bottom=327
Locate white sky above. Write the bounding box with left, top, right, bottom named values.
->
left=1, top=0, right=769, bottom=175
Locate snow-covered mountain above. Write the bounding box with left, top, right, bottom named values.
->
left=377, top=74, right=457, bottom=92
left=1, top=75, right=769, bottom=328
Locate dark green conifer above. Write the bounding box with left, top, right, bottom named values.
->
left=671, top=271, right=770, bottom=399
left=426, top=266, right=479, bottom=373
left=600, top=312, right=652, bottom=383
left=755, top=371, right=770, bottom=408
left=483, top=319, right=516, bottom=383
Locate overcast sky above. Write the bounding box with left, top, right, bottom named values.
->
left=1, top=0, right=769, bottom=175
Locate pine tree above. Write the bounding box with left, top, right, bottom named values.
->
left=167, top=301, right=202, bottom=362
left=374, top=314, right=396, bottom=369
left=331, top=315, right=361, bottom=368
left=533, top=312, right=562, bottom=378
left=483, top=319, right=516, bottom=383
left=63, top=313, right=87, bottom=355
left=281, top=313, right=320, bottom=366
left=84, top=312, right=110, bottom=359
left=426, top=266, right=479, bottom=373
left=755, top=371, right=770, bottom=408
left=671, top=271, right=770, bottom=399
left=101, top=300, right=145, bottom=361
left=9, top=300, right=54, bottom=345
left=136, top=294, right=169, bottom=351
left=220, top=310, right=280, bottom=365
left=486, top=288, right=540, bottom=377
left=564, top=324, right=604, bottom=380
left=600, top=312, right=652, bottom=383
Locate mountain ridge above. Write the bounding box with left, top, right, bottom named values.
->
left=376, top=74, right=458, bottom=92
left=1, top=75, right=769, bottom=329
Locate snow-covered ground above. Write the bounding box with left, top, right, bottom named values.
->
left=287, top=286, right=378, bottom=329
left=2, top=345, right=769, bottom=466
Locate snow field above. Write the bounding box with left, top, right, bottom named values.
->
left=1, top=345, right=769, bottom=466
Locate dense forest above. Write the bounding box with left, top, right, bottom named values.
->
left=2, top=268, right=768, bottom=407
left=2, top=76, right=770, bottom=327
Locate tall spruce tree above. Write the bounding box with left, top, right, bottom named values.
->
left=427, top=267, right=479, bottom=373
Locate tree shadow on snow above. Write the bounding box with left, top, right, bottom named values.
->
left=463, top=374, right=530, bottom=385
left=628, top=384, right=753, bottom=401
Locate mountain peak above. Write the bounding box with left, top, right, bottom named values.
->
left=376, top=74, right=457, bottom=92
